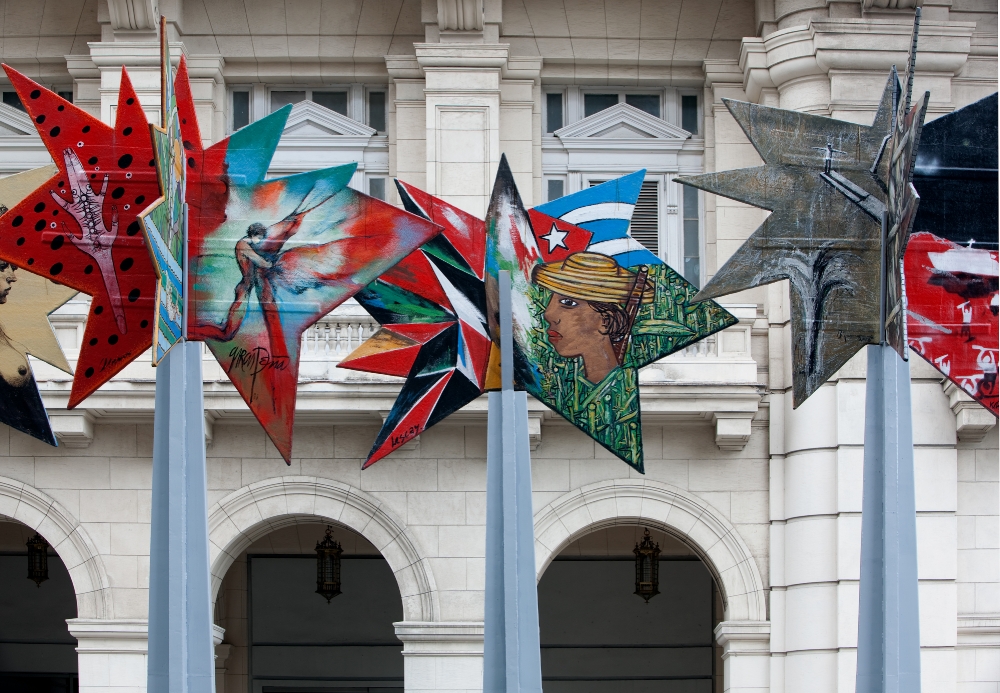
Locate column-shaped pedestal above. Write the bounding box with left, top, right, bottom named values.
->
left=483, top=271, right=542, bottom=692
left=856, top=344, right=921, bottom=693
left=147, top=341, right=215, bottom=693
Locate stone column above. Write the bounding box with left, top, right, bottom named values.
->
left=394, top=621, right=484, bottom=693
left=67, top=619, right=226, bottom=693
left=387, top=43, right=539, bottom=218
left=416, top=42, right=506, bottom=218
left=68, top=619, right=149, bottom=693
left=715, top=621, right=771, bottom=693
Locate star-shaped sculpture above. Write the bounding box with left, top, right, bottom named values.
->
left=487, top=156, right=736, bottom=472
left=0, top=166, right=78, bottom=444
left=906, top=92, right=999, bottom=416
left=0, top=66, right=160, bottom=407
left=676, top=80, right=897, bottom=406
left=174, top=63, right=442, bottom=461
left=340, top=180, right=491, bottom=467
left=139, top=18, right=187, bottom=363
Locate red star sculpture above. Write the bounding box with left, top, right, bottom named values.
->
left=0, top=66, right=159, bottom=407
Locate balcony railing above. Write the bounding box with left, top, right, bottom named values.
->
left=43, top=297, right=759, bottom=385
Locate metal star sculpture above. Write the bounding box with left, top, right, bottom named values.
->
left=677, top=16, right=929, bottom=407
left=487, top=156, right=736, bottom=472
left=0, top=66, right=160, bottom=407
left=340, top=181, right=492, bottom=467
left=0, top=167, right=78, bottom=445
left=677, top=78, right=899, bottom=406
left=174, top=63, right=442, bottom=462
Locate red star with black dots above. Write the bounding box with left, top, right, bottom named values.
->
left=0, top=65, right=159, bottom=407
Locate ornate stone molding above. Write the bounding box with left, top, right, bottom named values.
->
left=957, top=613, right=1000, bottom=647
left=207, top=476, right=439, bottom=622
left=943, top=381, right=996, bottom=442
left=0, top=476, right=112, bottom=619
left=394, top=621, right=484, bottom=655
left=107, top=0, right=159, bottom=32
left=67, top=619, right=226, bottom=653
left=738, top=19, right=975, bottom=113
left=438, top=0, right=483, bottom=31
left=533, top=479, right=768, bottom=622
left=49, top=410, right=96, bottom=448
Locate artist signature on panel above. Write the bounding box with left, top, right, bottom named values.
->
left=227, top=346, right=288, bottom=403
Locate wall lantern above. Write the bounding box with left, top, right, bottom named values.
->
left=315, top=525, right=343, bottom=603
left=633, top=528, right=660, bottom=603
left=26, top=532, right=49, bottom=587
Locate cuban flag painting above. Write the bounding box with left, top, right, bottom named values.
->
left=532, top=170, right=660, bottom=269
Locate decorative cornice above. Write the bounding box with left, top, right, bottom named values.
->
left=0, top=102, right=38, bottom=136
left=283, top=101, right=377, bottom=139
left=554, top=102, right=691, bottom=141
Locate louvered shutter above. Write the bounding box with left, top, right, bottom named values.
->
left=589, top=179, right=659, bottom=255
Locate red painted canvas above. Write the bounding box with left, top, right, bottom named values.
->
left=0, top=66, right=158, bottom=406
left=906, top=232, right=999, bottom=415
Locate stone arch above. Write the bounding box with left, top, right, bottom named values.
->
left=208, top=476, right=439, bottom=622
left=533, top=479, right=767, bottom=622
left=0, top=475, right=113, bottom=619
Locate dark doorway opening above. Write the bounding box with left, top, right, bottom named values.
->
left=0, top=522, right=78, bottom=693
left=538, top=526, right=723, bottom=692
left=238, top=523, right=405, bottom=693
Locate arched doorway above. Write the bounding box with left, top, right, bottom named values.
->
left=538, top=525, right=722, bottom=691
left=215, top=521, right=404, bottom=693
left=0, top=520, right=79, bottom=692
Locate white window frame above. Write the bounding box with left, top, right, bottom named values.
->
left=543, top=87, right=701, bottom=138
left=675, top=89, right=703, bottom=138
left=678, top=182, right=705, bottom=287
left=542, top=89, right=567, bottom=137
left=227, top=84, right=389, bottom=134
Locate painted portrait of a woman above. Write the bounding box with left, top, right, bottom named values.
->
left=0, top=261, right=58, bottom=445
left=532, top=252, right=653, bottom=385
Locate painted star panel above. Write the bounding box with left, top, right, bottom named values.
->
left=176, top=64, right=442, bottom=461
left=487, top=156, right=736, bottom=472
left=340, top=181, right=491, bottom=467
left=907, top=92, right=999, bottom=416
left=676, top=80, right=897, bottom=407
left=0, top=166, right=78, bottom=444
left=139, top=23, right=187, bottom=363
left=0, top=66, right=160, bottom=407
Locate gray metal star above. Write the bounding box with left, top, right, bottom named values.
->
left=677, top=78, right=896, bottom=406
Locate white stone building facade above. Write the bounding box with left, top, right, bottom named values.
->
left=0, top=1, right=996, bottom=692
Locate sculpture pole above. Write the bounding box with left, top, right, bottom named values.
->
left=146, top=212, right=215, bottom=692
left=483, top=270, right=543, bottom=692
left=856, top=211, right=921, bottom=693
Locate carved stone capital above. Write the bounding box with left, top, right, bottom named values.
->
left=107, top=0, right=159, bottom=32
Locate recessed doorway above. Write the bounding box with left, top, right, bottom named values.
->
left=538, top=525, right=723, bottom=692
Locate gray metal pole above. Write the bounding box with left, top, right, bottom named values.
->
left=856, top=214, right=921, bottom=693
left=483, top=270, right=543, bottom=692
left=147, top=339, right=215, bottom=693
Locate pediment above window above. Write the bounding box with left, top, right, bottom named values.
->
left=282, top=101, right=377, bottom=140
left=0, top=102, right=39, bottom=136
left=554, top=103, right=692, bottom=141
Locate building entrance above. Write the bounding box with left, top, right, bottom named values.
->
left=538, top=526, right=722, bottom=692
left=215, top=522, right=404, bottom=693
left=0, top=521, right=79, bottom=693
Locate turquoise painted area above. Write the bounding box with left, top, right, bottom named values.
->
left=224, top=104, right=293, bottom=185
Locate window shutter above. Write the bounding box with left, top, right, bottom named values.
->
left=589, top=180, right=659, bottom=255
left=631, top=181, right=659, bottom=255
